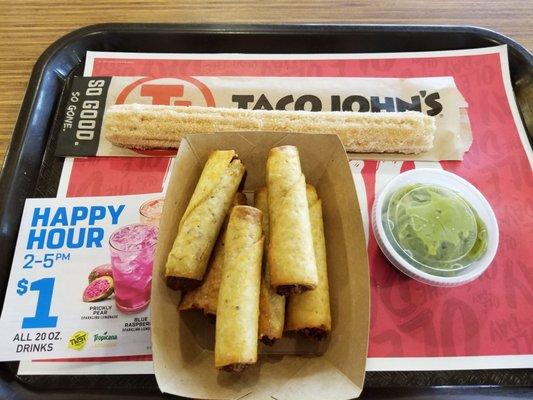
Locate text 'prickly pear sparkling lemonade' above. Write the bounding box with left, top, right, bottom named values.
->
left=109, top=224, right=158, bottom=313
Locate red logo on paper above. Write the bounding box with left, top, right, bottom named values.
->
left=115, top=77, right=215, bottom=155
left=139, top=84, right=192, bottom=106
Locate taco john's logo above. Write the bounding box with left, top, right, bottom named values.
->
left=231, top=90, right=443, bottom=116
left=116, top=77, right=443, bottom=116
left=116, top=76, right=216, bottom=107
left=68, top=330, right=88, bottom=351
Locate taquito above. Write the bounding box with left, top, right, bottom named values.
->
left=178, top=192, right=247, bottom=314
left=165, top=150, right=245, bottom=290
left=266, top=145, right=318, bottom=295
left=215, top=206, right=263, bottom=372
left=285, top=185, right=332, bottom=340
left=254, top=187, right=285, bottom=345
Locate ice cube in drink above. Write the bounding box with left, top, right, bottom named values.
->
left=109, top=223, right=158, bottom=313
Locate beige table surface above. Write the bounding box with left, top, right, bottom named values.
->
left=1, top=0, right=531, bottom=167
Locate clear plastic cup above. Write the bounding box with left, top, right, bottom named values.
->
left=372, top=169, right=498, bottom=287
left=109, top=223, right=158, bottom=313
left=139, top=197, right=165, bottom=226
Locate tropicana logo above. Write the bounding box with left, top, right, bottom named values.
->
left=93, top=331, right=118, bottom=342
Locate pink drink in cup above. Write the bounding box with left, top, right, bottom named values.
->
left=109, top=224, right=158, bottom=313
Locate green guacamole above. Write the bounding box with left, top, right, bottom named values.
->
left=384, top=184, right=488, bottom=275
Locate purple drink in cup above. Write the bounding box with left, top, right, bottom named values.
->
left=109, top=224, right=158, bottom=313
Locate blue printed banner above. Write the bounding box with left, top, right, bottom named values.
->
left=0, top=193, right=164, bottom=360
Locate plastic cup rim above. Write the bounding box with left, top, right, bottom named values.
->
left=109, top=222, right=159, bottom=253
left=139, top=197, right=165, bottom=219
left=373, top=168, right=499, bottom=286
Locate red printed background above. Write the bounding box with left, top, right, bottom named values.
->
left=65, top=52, right=533, bottom=359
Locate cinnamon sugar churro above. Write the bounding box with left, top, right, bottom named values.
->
left=103, top=104, right=436, bottom=154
